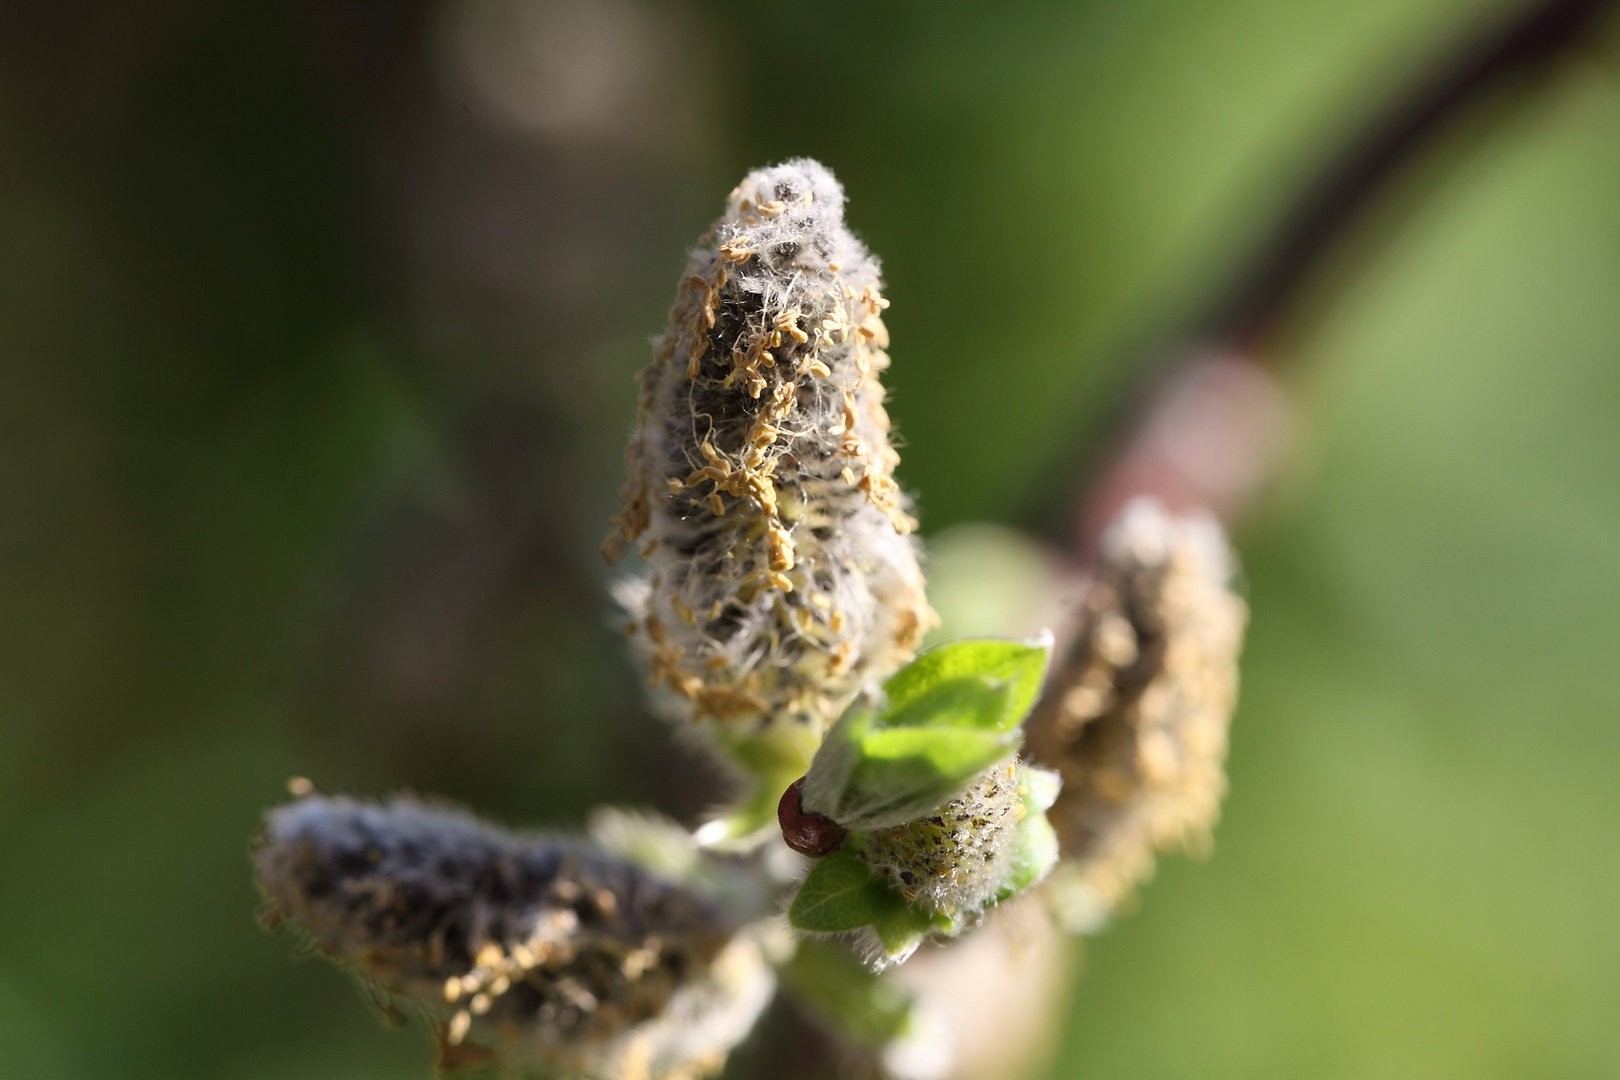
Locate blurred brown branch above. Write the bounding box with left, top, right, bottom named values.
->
left=1048, top=0, right=1617, bottom=560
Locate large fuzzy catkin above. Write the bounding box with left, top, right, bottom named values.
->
left=1026, top=499, right=1247, bottom=929
left=606, top=159, right=934, bottom=741
left=254, top=795, right=773, bottom=1080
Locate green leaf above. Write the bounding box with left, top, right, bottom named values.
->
left=996, top=767, right=1062, bottom=901
left=1020, top=763, right=1062, bottom=814
left=999, top=813, right=1060, bottom=900
left=790, top=849, right=911, bottom=933
left=839, top=727, right=1015, bottom=826
left=870, top=898, right=947, bottom=960
left=801, top=637, right=1052, bottom=829
left=788, top=849, right=954, bottom=965
left=881, top=636, right=1052, bottom=733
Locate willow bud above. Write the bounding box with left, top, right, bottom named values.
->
left=254, top=794, right=772, bottom=1079
left=606, top=159, right=934, bottom=749
left=863, top=758, right=1059, bottom=917
left=1026, top=498, right=1247, bottom=930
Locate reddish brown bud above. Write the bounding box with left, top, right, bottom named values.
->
left=778, top=777, right=846, bottom=857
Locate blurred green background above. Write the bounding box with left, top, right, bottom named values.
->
left=3, top=0, right=1619, bottom=1077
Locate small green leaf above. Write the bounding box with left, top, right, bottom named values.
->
left=1021, top=763, right=1062, bottom=814
left=839, top=728, right=1015, bottom=827
left=787, top=850, right=953, bottom=965
left=999, top=813, right=1059, bottom=900
left=794, top=702, right=872, bottom=827
left=801, top=637, right=1052, bottom=829
left=881, top=636, right=1051, bottom=733
left=870, top=899, right=946, bottom=960
left=996, top=767, right=1062, bottom=901
left=789, top=849, right=913, bottom=934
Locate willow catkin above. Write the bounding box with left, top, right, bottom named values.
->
left=605, top=159, right=934, bottom=743
left=254, top=795, right=772, bottom=1080
left=1025, top=498, right=1246, bottom=929
left=863, top=759, right=1052, bottom=916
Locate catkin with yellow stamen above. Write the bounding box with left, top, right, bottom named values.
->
left=254, top=795, right=773, bottom=1080
left=1026, top=498, right=1247, bottom=930
left=606, top=159, right=935, bottom=745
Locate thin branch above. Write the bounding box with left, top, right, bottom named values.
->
left=1047, top=0, right=1617, bottom=556
left=1216, top=0, right=1617, bottom=352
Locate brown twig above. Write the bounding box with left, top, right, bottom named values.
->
left=1047, top=0, right=1617, bottom=558
left=1217, top=0, right=1616, bottom=353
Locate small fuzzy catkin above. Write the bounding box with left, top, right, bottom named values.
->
left=606, top=159, right=934, bottom=741
left=863, top=759, right=1049, bottom=917
left=254, top=795, right=772, bottom=1080
left=1026, top=498, right=1247, bottom=929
